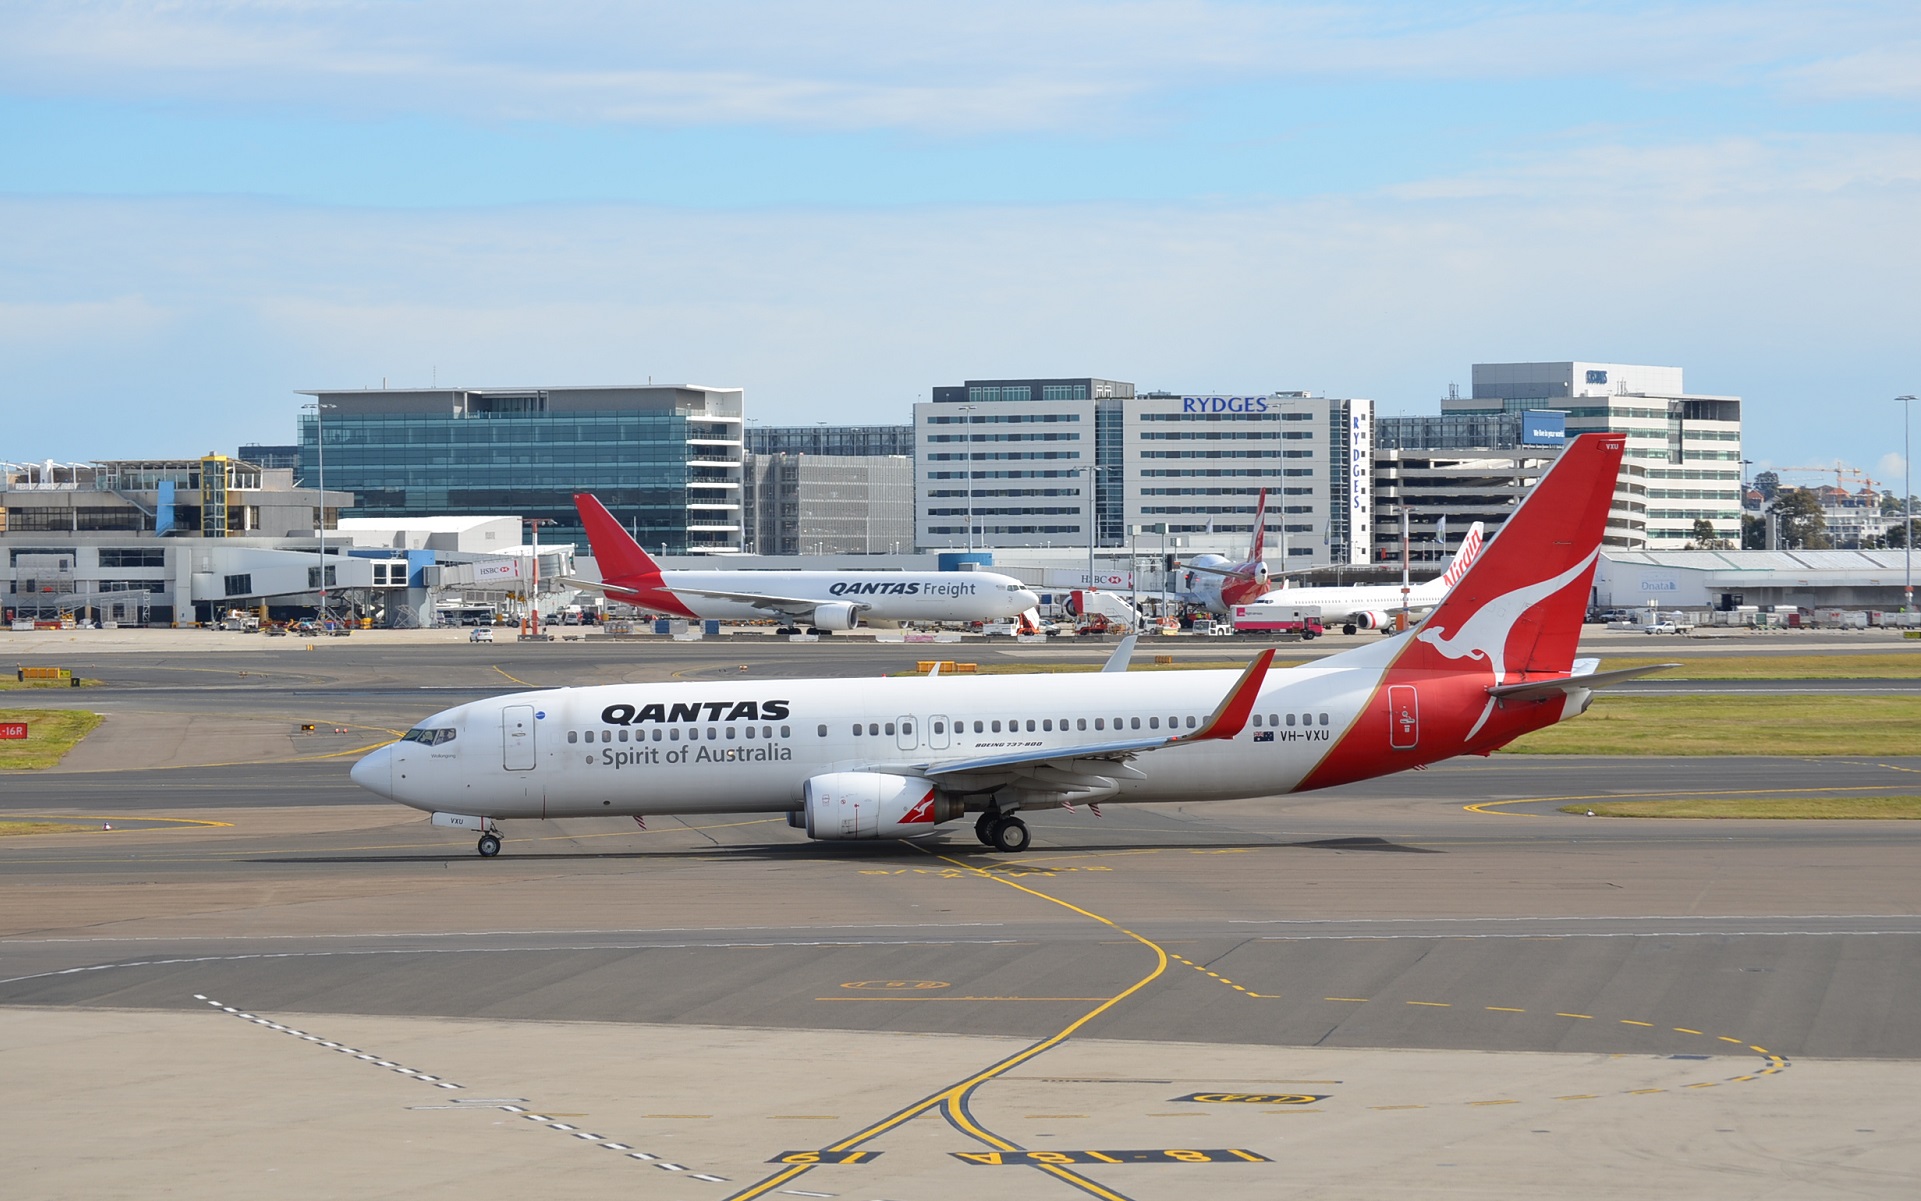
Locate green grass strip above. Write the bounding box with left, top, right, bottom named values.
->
left=0, top=821, right=96, bottom=836
left=0, top=709, right=104, bottom=770
left=1505, top=694, right=1921, bottom=756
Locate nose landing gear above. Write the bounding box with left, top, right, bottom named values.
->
left=476, top=832, right=502, bottom=857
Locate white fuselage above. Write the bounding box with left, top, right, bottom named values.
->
left=1243, top=578, right=1451, bottom=625
left=353, top=638, right=1417, bottom=822
left=638, top=570, right=1036, bottom=623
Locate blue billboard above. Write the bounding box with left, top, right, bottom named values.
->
left=1522, top=410, right=1566, bottom=446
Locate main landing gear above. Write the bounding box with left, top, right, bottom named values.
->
left=974, top=811, right=1031, bottom=853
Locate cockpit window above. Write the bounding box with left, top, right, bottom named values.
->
left=401, top=727, right=457, bottom=746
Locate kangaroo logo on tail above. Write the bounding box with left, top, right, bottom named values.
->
left=1417, top=548, right=1600, bottom=739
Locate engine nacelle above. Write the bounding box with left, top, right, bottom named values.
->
left=1355, top=609, right=1394, bottom=630
left=802, top=773, right=964, bottom=840
left=809, top=601, right=860, bottom=631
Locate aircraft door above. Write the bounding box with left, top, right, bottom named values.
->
left=928, top=715, right=952, bottom=750
left=896, top=716, right=918, bottom=751
left=503, top=704, right=536, bottom=770
left=1387, top=685, right=1418, bottom=750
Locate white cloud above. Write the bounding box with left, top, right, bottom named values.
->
left=1, top=2, right=1915, bottom=132
left=1, top=158, right=1915, bottom=465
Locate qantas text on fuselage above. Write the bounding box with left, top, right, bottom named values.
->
left=354, top=435, right=1662, bottom=856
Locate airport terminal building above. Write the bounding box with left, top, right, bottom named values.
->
left=914, top=378, right=1374, bottom=568
left=299, top=384, right=746, bottom=554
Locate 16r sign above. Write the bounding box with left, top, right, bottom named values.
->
left=0, top=723, right=27, bottom=740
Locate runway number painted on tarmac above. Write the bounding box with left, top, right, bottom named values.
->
left=768, top=1150, right=880, bottom=1164
left=1172, top=1092, right=1329, bottom=1105
left=953, top=1148, right=1270, bottom=1165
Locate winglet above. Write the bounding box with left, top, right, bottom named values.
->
left=574, top=493, right=664, bottom=585
left=1179, top=648, right=1274, bottom=743
left=1101, top=634, right=1138, bottom=673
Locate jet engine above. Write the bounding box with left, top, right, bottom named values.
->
left=1354, top=610, right=1394, bottom=630
left=802, top=773, right=964, bottom=840
left=808, top=602, right=860, bottom=631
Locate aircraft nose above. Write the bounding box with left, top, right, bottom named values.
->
left=350, top=743, right=395, bottom=799
left=1017, top=589, right=1040, bottom=608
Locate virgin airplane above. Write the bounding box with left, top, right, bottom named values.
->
left=570, top=493, right=1037, bottom=632
left=1236, top=520, right=1487, bottom=635
left=353, top=435, right=1664, bottom=856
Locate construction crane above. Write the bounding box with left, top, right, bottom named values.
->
left=1776, top=461, right=1879, bottom=498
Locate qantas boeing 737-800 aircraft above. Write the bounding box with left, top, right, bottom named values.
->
left=569, top=492, right=1038, bottom=632
left=352, top=434, right=1667, bottom=856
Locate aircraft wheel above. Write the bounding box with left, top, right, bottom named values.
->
left=990, top=817, right=1031, bottom=854
left=476, top=833, right=502, bottom=857
left=1342, top=623, right=1357, bottom=636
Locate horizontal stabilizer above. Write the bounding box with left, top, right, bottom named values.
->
left=1486, top=662, right=1679, bottom=702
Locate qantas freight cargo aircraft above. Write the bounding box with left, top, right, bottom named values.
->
left=569, top=493, right=1038, bottom=632
left=353, top=435, right=1666, bottom=856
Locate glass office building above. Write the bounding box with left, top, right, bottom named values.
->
left=298, top=386, right=743, bottom=552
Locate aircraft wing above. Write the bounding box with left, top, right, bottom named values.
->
left=1486, top=662, right=1678, bottom=702
left=913, top=650, right=1273, bottom=781
left=664, top=585, right=871, bottom=617
left=559, top=577, right=864, bottom=618
left=1177, top=561, right=1259, bottom=579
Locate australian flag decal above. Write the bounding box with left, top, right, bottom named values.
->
left=1254, top=730, right=1274, bottom=742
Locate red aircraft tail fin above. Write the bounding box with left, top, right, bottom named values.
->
left=1246, top=488, right=1268, bottom=564
left=1413, top=433, right=1624, bottom=682
left=573, top=493, right=663, bottom=586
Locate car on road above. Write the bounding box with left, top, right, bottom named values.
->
left=469, top=627, right=494, bottom=643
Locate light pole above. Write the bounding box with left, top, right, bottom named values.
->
left=523, top=517, right=553, bottom=638
left=1901, top=395, right=1916, bottom=611
left=304, top=402, right=330, bottom=625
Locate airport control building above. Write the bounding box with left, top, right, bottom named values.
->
left=298, top=385, right=746, bottom=554
left=914, top=378, right=1374, bottom=568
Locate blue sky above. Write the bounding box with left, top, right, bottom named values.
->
left=3, top=1, right=1918, bottom=484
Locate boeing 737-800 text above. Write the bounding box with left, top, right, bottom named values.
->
left=353, top=435, right=1663, bottom=855
left=569, top=493, right=1038, bottom=632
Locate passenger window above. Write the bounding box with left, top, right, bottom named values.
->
left=1025, top=719, right=1036, bottom=732
left=869, top=723, right=879, bottom=736
left=1287, top=714, right=1296, bottom=727
left=1042, top=719, right=1052, bottom=732
left=902, top=720, right=913, bottom=735
left=670, top=728, right=680, bottom=741
left=744, top=725, right=755, bottom=739
left=885, top=722, right=896, bottom=736
left=1301, top=713, right=1311, bottom=726
left=568, top=730, right=579, bottom=743
left=708, top=728, right=719, bottom=740
left=781, top=725, right=791, bottom=738
left=763, top=726, right=773, bottom=738
left=653, top=729, right=662, bottom=741
left=992, top=720, right=1002, bottom=733
left=618, top=729, right=629, bottom=743
left=1186, top=716, right=1197, bottom=728
left=1130, top=717, right=1141, bottom=730
left=602, top=730, right=612, bottom=743
left=726, top=727, right=737, bottom=740
left=852, top=724, right=862, bottom=736
left=1077, top=718, right=1086, bottom=731
left=818, top=724, right=828, bottom=737
left=1095, top=718, right=1105, bottom=730
left=974, top=720, right=984, bottom=733
left=1149, top=717, right=1160, bottom=729
left=1320, top=713, right=1329, bottom=726
left=933, top=721, right=944, bottom=734
left=1252, top=714, right=1263, bottom=727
